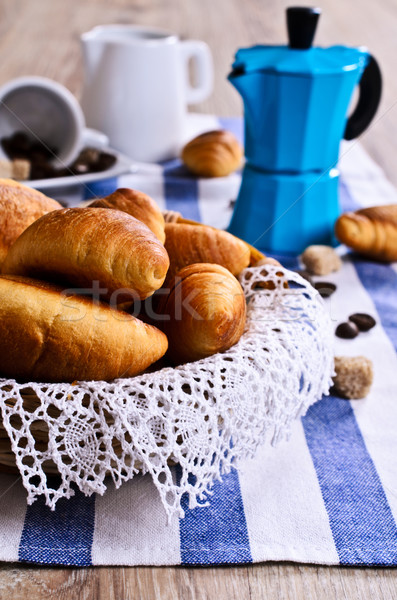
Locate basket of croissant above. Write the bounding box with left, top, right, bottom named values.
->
left=0, top=179, right=334, bottom=515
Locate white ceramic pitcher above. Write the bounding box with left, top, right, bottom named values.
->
left=80, top=25, right=214, bottom=162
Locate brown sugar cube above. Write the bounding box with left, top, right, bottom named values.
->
left=0, top=159, right=13, bottom=179
left=301, top=245, right=342, bottom=276
left=0, top=158, right=31, bottom=180
left=12, top=159, right=31, bottom=180
left=332, top=356, right=374, bottom=399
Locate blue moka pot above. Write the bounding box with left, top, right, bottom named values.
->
left=227, top=7, right=381, bottom=253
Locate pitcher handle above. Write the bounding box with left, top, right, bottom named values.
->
left=344, top=55, right=382, bottom=140
left=180, top=40, right=214, bottom=105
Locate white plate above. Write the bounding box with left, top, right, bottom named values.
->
left=24, top=147, right=136, bottom=192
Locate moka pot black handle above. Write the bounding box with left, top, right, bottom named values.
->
left=344, top=54, right=382, bottom=140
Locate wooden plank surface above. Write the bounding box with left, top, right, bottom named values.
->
left=0, top=0, right=396, bottom=598
left=1, top=563, right=397, bottom=600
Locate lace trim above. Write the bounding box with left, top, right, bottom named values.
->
left=0, top=266, right=334, bottom=518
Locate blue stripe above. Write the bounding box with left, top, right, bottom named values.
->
left=339, top=175, right=397, bottom=348
left=163, top=160, right=201, bottom=221
left=354, top=259, right=397, bottom=349
left=83, top=177, right=119, bottom=200
left=270, top=254, right=300, bottom=271
left=178, top=468, right=252, bottom=564
left=303, top=396, right=397, bottom=565
left=19, top=487, right=95, bottom=566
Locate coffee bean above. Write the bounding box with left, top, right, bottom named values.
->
left=314, top=281, right=337, bottom=298
left=335, top=321, right=359, bottom=339
left=78, top=148, right=100, bottom=165
left=2, top=131, right=31, bottom=158
left=349, top=313, right=376, bottom=332
left=30, top=140, right=56, bottom=159
left=30, top=163, right=57, bottom=180
left=72, top=162, right=90, bottom=175
left=93, top=151, right=117, bottom=172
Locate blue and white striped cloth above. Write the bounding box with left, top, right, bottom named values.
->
left=0, top=116, right=397, bottom=566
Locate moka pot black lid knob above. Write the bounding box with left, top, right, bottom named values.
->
left=286, top=6, right=321, bottom=49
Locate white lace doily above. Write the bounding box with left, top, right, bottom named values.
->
left=0, top=265, right=334, bottom=518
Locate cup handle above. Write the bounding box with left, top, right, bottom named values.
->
left=180, top=40, right=214, bottom=105
left=82, top=127, right=109, bottom=149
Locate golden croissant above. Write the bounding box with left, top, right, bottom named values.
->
left=162, top=211, right=280, bottom=268
left=88, top=188, right=165, bottom=243
left=2, top=207, right=169, bottom=302
left=0, top=178, right=61, bottom=266
left=164, top=221, right=251, bottom=282
left=181, top=130, right=243, bottom=177
left=157, top=263, right=246, bottom=365
left=0, top=275, right=168, bottom=382
left=335, top=204, right=397, bottom=262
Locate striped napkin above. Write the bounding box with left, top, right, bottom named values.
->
left=0, top=116, right=397, bottom=566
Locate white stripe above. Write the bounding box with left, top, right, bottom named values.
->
left=91, top=474, right=181, bottom=565
left=239, top=421, right=339, bottom=564
left=339, top=141, right=397, bottom=206
left=315, top=257, right=397, bottom=525
left=0, top=475, right=27, bottom=562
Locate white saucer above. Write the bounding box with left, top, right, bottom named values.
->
left=25, top=147, right=136, bottom=192
left=24, top=113, right=221, bottom=193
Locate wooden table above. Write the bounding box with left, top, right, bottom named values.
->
left=0, top=0, right=396, bottom=597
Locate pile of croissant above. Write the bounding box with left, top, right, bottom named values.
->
left=0, top=179, right=273, bottom=383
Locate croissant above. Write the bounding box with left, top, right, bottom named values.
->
left=162, top=211, right=280, bottom=268
left=181, top=130, right=243, bottom=177
left=88, top=188, right=165, bottom=243
left=0, top=275, right=168, bottom=382
left=335, top=205, right=397, bottom=261
left=0, top=178, right=61, bottom=266
left=2, top=207, right=169, bottom=303
left=163, top=221, right=251, bottom=283
left=158, top=263, right=246, bottom=364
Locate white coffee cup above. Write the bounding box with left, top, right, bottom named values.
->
left=0, top=76, right=108, bottom=167
left=80, top=25, right=214, bottom=162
